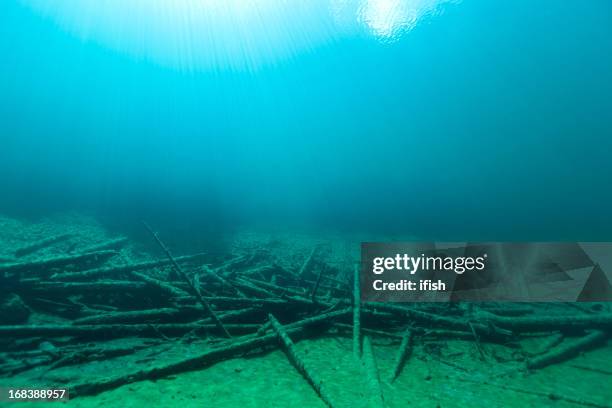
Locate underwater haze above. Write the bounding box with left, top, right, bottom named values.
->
left=1, top=0, right=612, bottom=241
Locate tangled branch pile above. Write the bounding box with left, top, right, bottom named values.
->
left=0, top=226, right=610, bottom=406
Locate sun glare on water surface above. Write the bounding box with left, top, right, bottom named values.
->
left=21, top=0, right=458, bottom=70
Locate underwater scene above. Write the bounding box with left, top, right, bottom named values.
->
left=1, top=0, right=612, bottom=407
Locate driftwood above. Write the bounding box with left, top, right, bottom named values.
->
left=23, top=280, right=149, bottom=294
left=203, top=266, right=247, bottom=298
left=485, top=313, right=612, bottom=333
left=201, top=297, right=291, bottom=308
left=143, top=222, right=231, bottom=338
left=269, top=314, right=336, bottom=408
left=334, top=323, right=498, bottom=343
left=334, top=323, right=402, bottom=340
left=469, top=321, right=487, bottom=361
left=233, top=278, right=277, bottom=299
left=0, top=356, right=54, bottom=376
left=70, top=308, right=350, bottom=397
left=270, top=264, right=302, bottom=282
left=298, top=246, right=319, bottom=278
left=364, top=302, right=511, bottom=339
left=14, top=234, right=72, bottom=258
left=532, top=333, right=565, bottom=356
left=0, top=323, right=258, bottom=338
left=78, top=237, right=128, bottom=253
left=40, top=343, right=159, bottom=375
left=51, top=253, right=208, bottom=281
left=232, top=265, right=278, bottom=279
left=0, top=250, right=118, bottom=276
left=353, top=265, right=361, bottom=358
left=130, top=271, right=190, bottom=298
left=241, top=276, right=306, bottom=298
left=72, top=308, right=184, bottom=325
left=478, top=305, right=534, bottom=316
left=526, top=330, right=609, bottom=370
left=390, top=329, right=413, bottom=382
left=303, top=278, right=348, bottom=298
left=310, top=268, right=324, bottom=302
left=4, top=226, right=612, bottom=405
left=362, top=336, right=385, bottom=408
left=214, top=254, right=250, bottom=274
left=196, top=307, right=262, bottom=325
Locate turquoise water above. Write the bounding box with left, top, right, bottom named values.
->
left=1, top=3, right=612, bottom=406
left=1, top=0, right=611, bottom=240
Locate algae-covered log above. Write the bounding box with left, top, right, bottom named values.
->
left=334, top=323, right=402, bottom=340
left=130, top=271, right=190, bottom=298
left=269, top=314, right=336, bottom=408
left=143, top=222, right=231, bottom=338
left=0, top=251, right=118, bottom=276
left=196, top=307, right=263, bottom=325
left=239, top=276, right=305, bottom=298
left=203, top=265, right=247, bottom=298
left=353, top=265, right=362, bottom=358
left=310, top=268, right=324, bottom=302
left=14, top=234, right=72, bottom=258
left=0, top=323, right=259, bottom=338
left=298, top=246, right=319, bottom=278
left=362, top=336, right=385, bottom=408
left=51, top=253, right=208, bottom=280
left=526, top=330, right=609, bottom=370
left=70, top=308, right=350, bottom=397
left=232, top=277, right=277, bottom=298
left=71, top=308, right=183, bottom=325
left=485, top=313, right=612, bottom=332
left=390, top=329, right=413, bottom=382
left=364, top=302, right=511, bottom=339
left=78, top=237, right=129, bottom=253
left=24, top=280, right=150, bottom=294
left=42, top=343, right=155, bottom=373
left=232, top=265, right=278, bottom=279
left=202, top=297, right=289, bottom=308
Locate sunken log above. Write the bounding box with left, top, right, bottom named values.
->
left=78, top=237, right=129, bottom=253
left=72, top=308, right=183, bottom=325
left=196, top=307, right=263, bottom=325
left=130, top=271, right=190, bottom=298
left=353, top=265, right=361, bottom=358
left=526, top=330, right=609, bottom=370
left=203, top=266, right=247, bottom=298
left=202, top=297, right=289, bottom=308
left=0, top=251, right=118, bottom=276
left=390, top=329, right=413, bottom=382
left=23, top=280, right=149, bottom=294
left=50, top=253, right=208, bottom=280
left=143, top=222, right=231, bottom=338
left=0, top=323, right=259, bottom=338
left=298, top=246, right=319, bottom=278
left=364, top=302, right=511, bottom=339
left=362, top=336, right=385, bottom=408
left=232, top=265, right=278, bottom=279
left=269, top=314, right=336, bottom=408
left=484, top=313, right=612, bottom=333
left=14, top=234, right=72, bottom=258
left=70, top=308, right=351, bottom=397
left=240, top=276, right=306, bottom=298
left=232, top=278, right=277, bottom=298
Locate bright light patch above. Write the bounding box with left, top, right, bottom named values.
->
left=357, top=0, right=459, bottom=41
left=21, top=0, right=459, bottom=70
left=361, top=0, right=418, bottom=39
